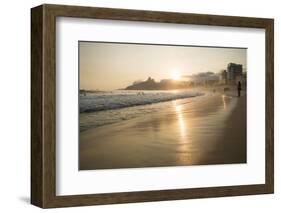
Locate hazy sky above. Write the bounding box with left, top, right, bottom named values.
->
left=80, top=42, right=246, bottom=90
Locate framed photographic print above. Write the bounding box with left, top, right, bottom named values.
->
left=31, top=4, right=274, bottom=208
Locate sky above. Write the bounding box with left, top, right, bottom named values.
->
left=79, top=41, right=246, bottom=90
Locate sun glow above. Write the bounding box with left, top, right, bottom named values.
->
left=171, top=70, right=181, bottom=80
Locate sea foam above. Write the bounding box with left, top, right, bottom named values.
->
left=80, top=90, right=203, bottom=113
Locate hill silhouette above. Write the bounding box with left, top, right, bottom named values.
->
left=125, top=77, right=192, bottom=90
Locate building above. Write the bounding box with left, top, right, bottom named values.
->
left=227, top=63, right=243, bottom=83
left=188, top=72, right=220, bottom=86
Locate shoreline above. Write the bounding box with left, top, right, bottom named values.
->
left=79, top=90, right=246, bottom=170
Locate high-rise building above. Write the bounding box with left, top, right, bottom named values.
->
left=227, top=63, right=243, bottom=82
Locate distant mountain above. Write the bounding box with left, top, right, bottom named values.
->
left=125, top=77, right=192, bottom=90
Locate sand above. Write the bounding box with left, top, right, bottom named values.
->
left=79, top=90, right=246, bottom=170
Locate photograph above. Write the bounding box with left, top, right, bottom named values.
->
left=79, top=41, right=247, bottom=170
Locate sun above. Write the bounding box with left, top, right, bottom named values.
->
left=171, top=70, right=181, bottom=80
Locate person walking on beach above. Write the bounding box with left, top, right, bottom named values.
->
left=237, top=81, right=242, bottom=97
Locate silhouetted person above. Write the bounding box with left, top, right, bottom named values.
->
left=237, top=81, right=242, bottom=97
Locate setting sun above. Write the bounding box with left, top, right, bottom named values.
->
left=171, top=70, right=181, bottom=80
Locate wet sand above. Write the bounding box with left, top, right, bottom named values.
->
left=79, top=91, right=246, bottom=170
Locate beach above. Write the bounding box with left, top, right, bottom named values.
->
left=79, top=89, right=246, bottom=170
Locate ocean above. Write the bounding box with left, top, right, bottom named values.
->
left=79, top=90, right=203, bottom=132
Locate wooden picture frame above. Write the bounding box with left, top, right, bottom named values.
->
left=31, top=4, right=274, bottom=208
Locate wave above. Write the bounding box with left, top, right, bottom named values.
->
left=80, top=90, right=204, bottom=113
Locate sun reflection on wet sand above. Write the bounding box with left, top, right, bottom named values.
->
left=222, top=94, right=226, bottom=109
left=173, top=100, right=192, bottom=164
left=174, top=101, right=187, bottom=139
